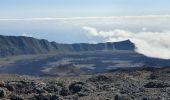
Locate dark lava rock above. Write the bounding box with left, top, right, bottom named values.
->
left=149, top=74, right=157, bottom=80
left=5, top=81, right=47, bottom=94
left=69, top=81, right=96, bottom=96
left=6, top=81, right=35, bottom=92
left=59, top=87, right=71, bottom=96
left=144, top=81, right=170, bottom=88
left=10, top=95, right=24, bottom=100
left=1, top=67, right=170, bottom=99
left=30, top=94, right=63, bottom=100
left=34, top=82, right=47, bottom=94
left=69, top=82, right=85, bottom=94
left=44, top=83, right=62, bottom=93
left=51, top=95, right=63, bottom=100
left=31, top=94, right=50, bottom=100
left=88, top=75, right=112, bottom=83
left=77, top=92, right=88, bottom=97
left=0, top=88, right=6, bottom=98
left=142, top=97, right=149, bottom=100
left=114, top=94, right=131, bottom=100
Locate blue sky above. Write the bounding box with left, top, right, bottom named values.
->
left=0, top=0, right=170, bottom=18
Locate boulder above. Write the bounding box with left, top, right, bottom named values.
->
left=59, top=87, right=71, bottom=96
left=0, top=81, right=5, bottom=87
left=0, top=88, right=6, bottom=98
left=69, top=82, right=85, bottom=94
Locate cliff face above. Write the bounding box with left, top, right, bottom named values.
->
left=0, top=35, right=135, bottom=57
left=56, top=40, right=135, bottom=52
left=0, top=35, right=58, bottom=57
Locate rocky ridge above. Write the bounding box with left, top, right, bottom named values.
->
left=0, top=35, right=135, bottom=57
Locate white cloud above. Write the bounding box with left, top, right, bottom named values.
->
left=21, top=33, right=32, bottom=37
left=83, top=26, right=170, bottom=59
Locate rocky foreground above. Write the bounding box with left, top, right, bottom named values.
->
left=0, top=67, right=170, bottom=100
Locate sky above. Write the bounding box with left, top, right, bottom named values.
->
left=0, top=0, right=170, bottom=18
left=0, top=0, right=170, bottom=59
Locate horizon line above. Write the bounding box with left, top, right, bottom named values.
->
left=0, top=15, right=170, bottom=21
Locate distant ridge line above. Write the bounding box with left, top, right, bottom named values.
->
left=0, top=35, right=135, bottom=57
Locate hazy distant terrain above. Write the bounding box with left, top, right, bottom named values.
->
left=0, top=50, right=169, bottom=76
left=0, top=35, right=169, bottom=76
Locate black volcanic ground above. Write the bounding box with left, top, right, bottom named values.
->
left=0, top=50, right=169, bottom=76
left=1, top=67, right=170, bottom=100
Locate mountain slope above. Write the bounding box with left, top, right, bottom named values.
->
left=0, top=35, right=58, bottom=57
left=0, top=35, right=135, bottom=57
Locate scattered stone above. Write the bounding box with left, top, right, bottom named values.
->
left=0, top=88, right=6, bottom=98
left=30, top=94, right=63, bottom=100
left=51, top=95, right=63, bottom=100
left=142, top=98, right=148, bottom=100
left=44, top=83, right=62, bottom=93
left=149, top=74, right=157, bottom=80
left=88, top=75, right=112, bottom=83
left=59, top=87, right=71, bottom=96
left=10, top=95, right=24, bottom=100
left=0, top=81, right=5, bottom=87
left=114, top=94, right=131, bottom=100
left=144, top=81, right=170, bottom=88
left=77, top=92, right=88, bottom=97
left=69, top=82, right=85, bottom=94
left=6, top=81, right=35, bottom=92
left=5, top=81, right=48, bottom=94
left=30, top=94, right=50, bottom=100
left=35, top=83, right=47, bottom=94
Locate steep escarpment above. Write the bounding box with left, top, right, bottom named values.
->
left=0, top=35, right=58, bottom=57
left=56, top=40, right=135, bottom=52
left=0, top=35, right=135, bottom=57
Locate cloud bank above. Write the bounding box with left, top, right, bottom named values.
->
left=21, top=33, right=32, bottom=37
left=0, top=15, right=170, bottom=21
left=83, top=26, right=170, bottom=59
